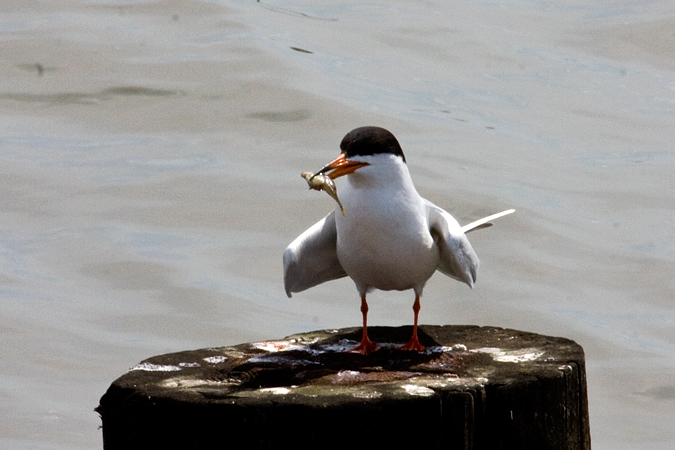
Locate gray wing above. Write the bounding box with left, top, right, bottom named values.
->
left=283, top=211, right=348, bottom=297
left=425, top=199, right=479, bottom=288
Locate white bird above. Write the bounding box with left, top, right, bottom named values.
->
left=283, top=126, right=514, bottom=355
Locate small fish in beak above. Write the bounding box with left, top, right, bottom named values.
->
left=301, top=172, right=346, bottom=216
left=300, top=153, right=370, bottom=216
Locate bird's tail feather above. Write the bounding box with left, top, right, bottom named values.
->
left=461, top=209, right=515, bottom=233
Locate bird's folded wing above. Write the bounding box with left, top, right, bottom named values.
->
left=283, top=211, right=348, bottom=297
left=425, top=200, right=479, bottom=288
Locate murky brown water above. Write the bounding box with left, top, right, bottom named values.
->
left=1, top=1, right=674, bottom=448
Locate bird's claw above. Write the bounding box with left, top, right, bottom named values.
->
left=347, top=339, right=379, bottom=356
left=399, top=337, right=426, bottom=353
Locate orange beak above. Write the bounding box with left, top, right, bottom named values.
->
left=314, top=153, right=370, bottom=180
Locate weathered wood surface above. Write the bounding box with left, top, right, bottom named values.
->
left=97, top=325, right=590, bottom=450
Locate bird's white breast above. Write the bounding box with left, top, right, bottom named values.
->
left=334, top=155, right=439, bottom=293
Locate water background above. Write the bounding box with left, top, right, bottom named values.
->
left=1, top=1, right=674, bottom=448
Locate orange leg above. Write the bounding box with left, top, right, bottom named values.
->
left=400, top=295, right=426, bottom=352
left=347, top=295, right=379, bottom=355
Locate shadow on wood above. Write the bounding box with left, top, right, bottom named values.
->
left=96, top=325, right=590, bottom=450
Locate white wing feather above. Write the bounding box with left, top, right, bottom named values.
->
left=283, top=211, right=347, bottom=297
left=425, top=200, right=479, bottom=288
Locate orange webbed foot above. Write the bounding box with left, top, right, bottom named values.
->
left=347, top=337, right=379, bottom=355
left=399, top=335, right=426, bottom=353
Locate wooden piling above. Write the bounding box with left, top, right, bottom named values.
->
left=96, top=325, right=590, bottom=449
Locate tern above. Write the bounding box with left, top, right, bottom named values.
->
left=283, top=126, right=514, bottom=355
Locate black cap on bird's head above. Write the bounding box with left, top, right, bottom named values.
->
left=315, top=126, right=405, bottom=180
left=340, top=126, right=406, bottom=162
